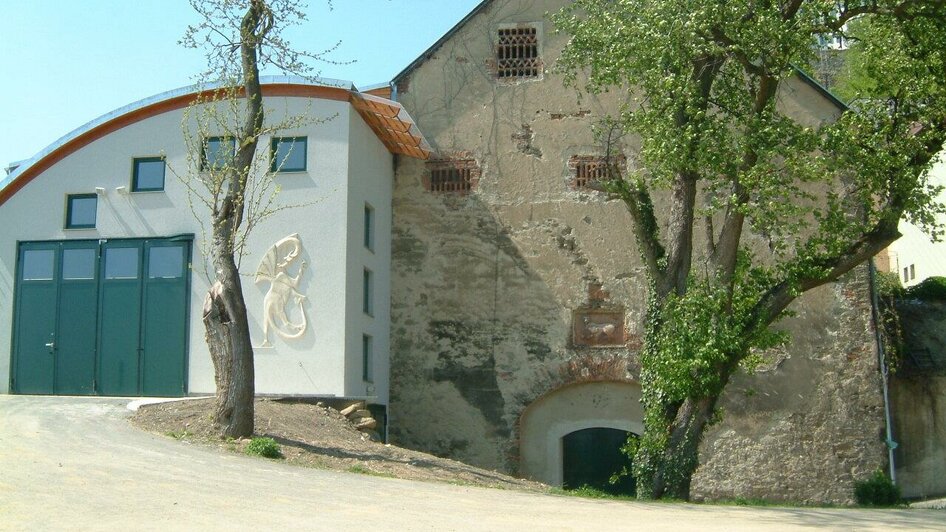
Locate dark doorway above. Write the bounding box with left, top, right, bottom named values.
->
left=562, top=427, right=637, bottom=495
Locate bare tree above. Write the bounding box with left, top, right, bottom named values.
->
left=178, top=0, right=338, bottom=437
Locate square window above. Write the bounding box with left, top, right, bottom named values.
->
left=132, top=157, right=166, bottom=192
left=363, top=268, right=373, bottom=316
left=201, top=136, right=235, bottom=171
left=62, top=248, right=96, bottom=280
left=496, top=26, right=541, bottom=79
left=21, top=249, right=55, bottom=281
left=66, top=194, right=97, bottom=229
left=104, top=247, right=139, bottom=280
left=148, top=246, right=185, bottom=279
left=364, top=203, right=374, bottom=251
left=271, top=137, right=307, bottom=172
left=362, top=334, right=374, bottom=383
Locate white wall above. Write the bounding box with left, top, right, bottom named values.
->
left=0, top=93, right=391, bottom=398
left=889, top=154, right=946, bottom=286
left=344, top=110, right=394, bottom=404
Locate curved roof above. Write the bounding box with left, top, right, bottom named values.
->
left=0, top=75, right=430, bottom=206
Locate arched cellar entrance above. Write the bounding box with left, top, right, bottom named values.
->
left=519, top=381, right=643, bottom=489
left=562, top=427, right=637, bottom=494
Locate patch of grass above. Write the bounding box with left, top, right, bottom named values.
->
left=165, top=429, right=192, bottom=440
left=347, top=464, right=394, bottom=478
left=245, top=437, right=283, bottom=459
left=551, top=486, right=637, bottom=501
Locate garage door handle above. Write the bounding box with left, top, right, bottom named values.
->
left=45, top=342, right=55, bottom=349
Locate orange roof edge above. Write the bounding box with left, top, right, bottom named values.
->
left=0, top=78, right=429, bottom=207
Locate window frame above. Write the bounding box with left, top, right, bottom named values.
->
left=131, top=156, right=166, bottom=192
left=493, top=23, right=543, bottom=81
left=200, top=136, right=236, bottom=171
left=65, top=193, right=98, bottom=229
left=270, top=136, right=308, bottom=173
left=363, top=268, right=373, bottom=316
left=362, top=334, right=374, bottom=383
left=364, top=203, right=375, bottom=251
left=424, top=159, right=481, bottom=193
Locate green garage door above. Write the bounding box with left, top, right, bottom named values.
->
left=11, top=237, right=191, bottom=396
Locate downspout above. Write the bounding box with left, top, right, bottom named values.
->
left=867, top=258, right=898, bottom=482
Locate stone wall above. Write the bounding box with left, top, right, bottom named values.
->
left=387, top=0, right=887, bottom=503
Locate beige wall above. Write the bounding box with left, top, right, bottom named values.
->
left=389, top=0, right=886, bottom=503
left=519, top=381, right=643, bottom=486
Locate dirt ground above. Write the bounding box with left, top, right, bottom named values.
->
left=130, top=397, right=545, bottom=491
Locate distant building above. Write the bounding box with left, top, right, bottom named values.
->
left=886, top=154, right=946, bottom=286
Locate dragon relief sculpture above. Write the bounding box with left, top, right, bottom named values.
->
left=255, top=233, right=308, bottom=347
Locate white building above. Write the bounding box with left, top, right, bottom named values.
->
left=887, top=153, right=946, bottom=286
left=0, top=77, right=429, bottom=409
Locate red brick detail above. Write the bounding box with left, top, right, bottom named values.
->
left=567, top=155, right=626, bottom=190
left=424, top=159, right=480, bottom=193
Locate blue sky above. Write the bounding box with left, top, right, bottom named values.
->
left=0, top=0, right=482, bottom=169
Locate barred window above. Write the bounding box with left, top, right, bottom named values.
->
left=568, top=155, right=625, bottom=190
left=496, top=27, right=540, bottom=79
left=425, top=159, right=480, bottom=193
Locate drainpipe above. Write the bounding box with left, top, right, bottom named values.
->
left=867, top=258, right=898, bottom=482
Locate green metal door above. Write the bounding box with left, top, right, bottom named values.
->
left=55, top=242, right=99, bottom=394
left=12, top=243, right=59, bottom=394
left=12, top=237, right=190, bottom=396
left=97, top=241, right=144, bottom=396
left=140, top=240, right=190, bottom=396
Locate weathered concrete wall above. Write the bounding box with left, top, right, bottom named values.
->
left=889, top=300, right=946, bottom=499
left=691, top=266, right=887, bottom=504
left=388, top=0, right=887, bottom=503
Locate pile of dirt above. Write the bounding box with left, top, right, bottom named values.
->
left=130, top=397, right=545, bottom=491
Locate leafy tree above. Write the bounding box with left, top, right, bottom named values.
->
left=553, top=0, right=946, bottom=500
left=179, top=0, right=334, bottom=438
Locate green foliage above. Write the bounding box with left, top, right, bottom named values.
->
left=245, top=437, right=283, bottom=459
left=853, top=470, right=902, bottom=507
left=906, top=276, right=946, bottom=302
left=875, top=271, right=906, bottom=298
left=554, top=0, right=946, bottom=501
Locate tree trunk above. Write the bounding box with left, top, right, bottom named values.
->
left=636, top=394, right=719, bottom=500
left=204, top=248, right=256, bottom=438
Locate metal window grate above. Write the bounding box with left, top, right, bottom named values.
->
left=425, top=159, right=480, bottom=193
left=497, top=27, right=540, bottom=79
left=569, top=155, right=625, bottom=190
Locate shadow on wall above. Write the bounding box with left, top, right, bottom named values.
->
left=388, top=190, right=580, bottom=472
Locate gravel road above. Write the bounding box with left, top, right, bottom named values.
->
left=1, top=395, right=943, bottom=531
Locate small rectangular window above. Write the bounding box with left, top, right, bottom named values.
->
left=21, top=249, right=55, bottom=281
left=201, top=136, right=235, bottom=171
left=362, top=334, right=374, bottom=383
left=132, top=157, right=166, bottom=192
left=104, top=247, right=139, bottom=280
left=425, top=159, right=480, bottom=193
left=904, top=267, right=910, bottom=283
left=148, top=246, right=184, bottom=279
left=271, top=137, right=307, bottom=172
left=62, top=248, right=96, bottom=280
left=910, top=264, right=916, bottom=281
left=496, top=26, right=541, bottom=79
left=363, top=268, right=373, bottom=316
left=364, top=203, right=374, bottom=251
left=66, top=194, right=97, bottom=229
